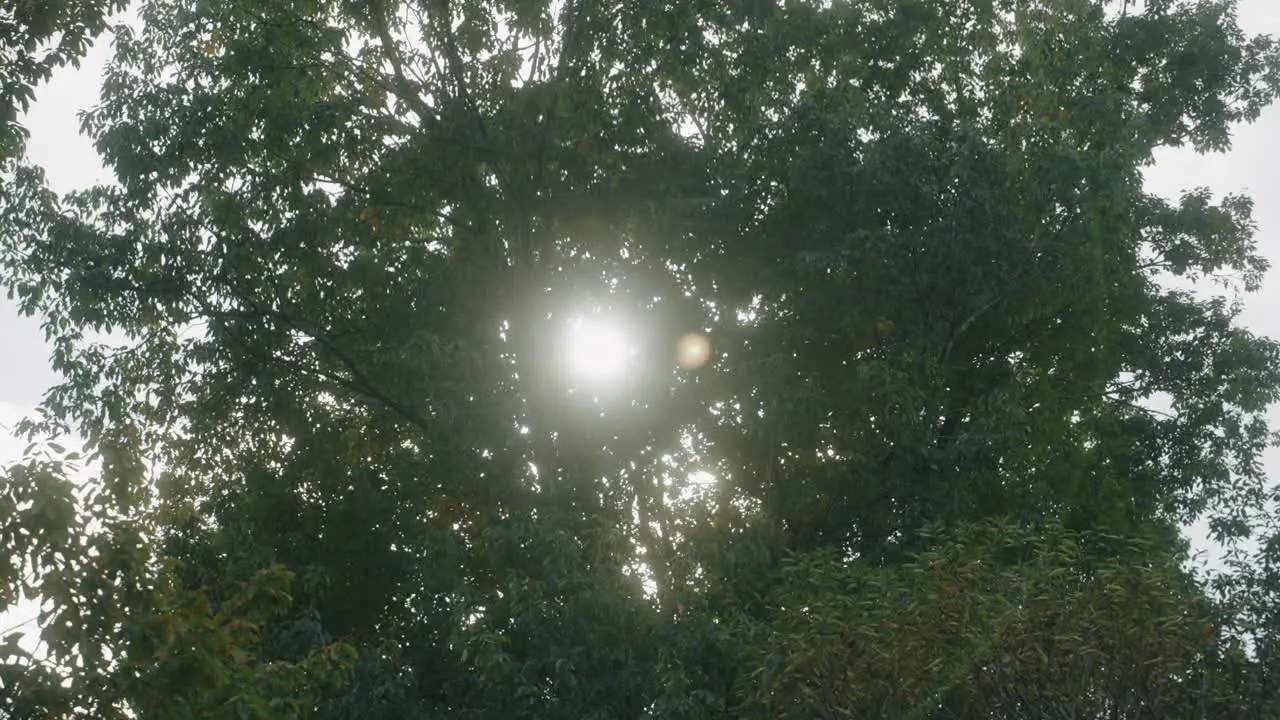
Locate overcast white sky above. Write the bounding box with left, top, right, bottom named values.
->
left=3, top=3, right=1280, bottom=637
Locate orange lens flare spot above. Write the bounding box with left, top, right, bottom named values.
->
left=676, top=333, right=712, bottom=370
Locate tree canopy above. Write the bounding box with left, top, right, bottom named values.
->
left=0, top=0, right=127, bottom=159
left=4, top=0, right=1280, bottom=717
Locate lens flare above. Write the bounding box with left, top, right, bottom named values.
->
left=676, top=332, right=712, bottom=370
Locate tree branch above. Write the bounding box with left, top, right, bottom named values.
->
left=194, top=293, right=434, bottom=435
left=368, top=0, right=441, bottom=130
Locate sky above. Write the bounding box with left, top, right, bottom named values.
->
left=3, top=1, right=1280, bottom=634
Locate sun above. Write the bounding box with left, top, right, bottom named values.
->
left=565, top=317, right=634, bottom=384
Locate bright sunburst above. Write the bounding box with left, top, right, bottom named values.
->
left=565, top=316, right=634, bottom=384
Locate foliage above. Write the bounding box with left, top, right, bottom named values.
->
left=0, top=0, right=127, bottom=159
left=0, top=432, right=354, bottom=717
left=739, top=520, right=1235, bottom=718
left=3, top=0, right=1280, bottom=717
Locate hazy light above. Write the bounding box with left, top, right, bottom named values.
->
left=676, top=332, right=712, bottom=370
left=689, top=470, right=716, bottom=485
left=566, top=317, right=634, bottom=383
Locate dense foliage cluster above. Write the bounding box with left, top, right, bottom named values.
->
left=4, top=0, right=1280, bottom=716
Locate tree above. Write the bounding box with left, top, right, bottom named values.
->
left=735, top=520, right=1252, bottom=718
left=0, top=428, right=355, bottom=717
left=0, top=0, right=126, bottom=159
left=3, top=0, right=1280, bottom=717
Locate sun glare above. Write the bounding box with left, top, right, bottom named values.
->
left=689, top=470, right=716, bottom=485
left=566, top=317, right=634, bottom=383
